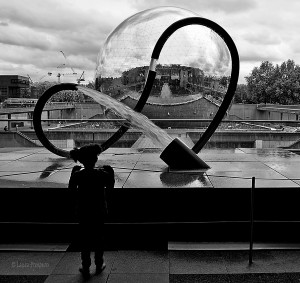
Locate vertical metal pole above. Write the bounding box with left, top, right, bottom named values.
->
left=47, top=111, right=50, bottom=126
left=7, top=113, right=11, bottom=131
left=249, top=176, right=255, bottom=264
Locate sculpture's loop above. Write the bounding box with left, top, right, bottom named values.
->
left=151, top=17, right=239, bottom=153
left=33, top=83, right=77, bottom=158
left=33, top=17, right=239, bottom=158
left=33, top=71, right=156, bottom=158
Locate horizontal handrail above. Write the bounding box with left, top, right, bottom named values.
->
left=2, top=220, right=300, bottom=225
left=0, top=118, right=300, bottom=123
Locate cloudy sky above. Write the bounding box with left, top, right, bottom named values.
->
left=0, top=0, right=299, bottom=84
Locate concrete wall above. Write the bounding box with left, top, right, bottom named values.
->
left=14, top=128, right=300, bottom=149
left=229, top=104, right=259, bottom=119
left=229, top=104, right=300, bottom=121
left=47, top=103, right=104, bottom=120
left=43, top=102, right=300, bottom=122
left=188, top=130, right=300, bottom=149
left=122, top=96, right=219, bottom=119
left=43, top=102, right=300, bottom=123
left=0, top=132, right=38, bottom=147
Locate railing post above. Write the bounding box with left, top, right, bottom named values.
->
left=249, top=176, right=255, bottom=264
left=7, top=113, right=11, bottom=131
left=47, top=111, right=50, bottom=126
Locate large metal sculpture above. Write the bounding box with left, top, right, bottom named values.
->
left=33, top=15, right=239, bottom=170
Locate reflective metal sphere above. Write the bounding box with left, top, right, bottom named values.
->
left=95, top=6, right=231, bottom=109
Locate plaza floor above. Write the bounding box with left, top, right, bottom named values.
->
left=1, top=146, right=300, bottom=189
left=2, top=244, right=300, bottom=282
left=2, top=146, right=300, bottom=282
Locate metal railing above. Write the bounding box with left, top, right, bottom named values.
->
left=1, top=118, right=300, bottom=123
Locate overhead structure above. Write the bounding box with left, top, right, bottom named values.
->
left=38, top=72, right=53, bottom=81
left=60, top=51, right=77, bottom=75
left=77, top=71, right=85, bottom=84
left=57, top=51, right=80, bottom=83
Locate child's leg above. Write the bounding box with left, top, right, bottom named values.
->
left=95, top=249, right=106, bottom=274
left=94, top=225, right=104, bottom=267
left=94, top=249, right=104, bottom=266
left=81, top=249, right=91, bottom=269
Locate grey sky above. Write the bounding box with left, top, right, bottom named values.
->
left=0, top=0, right=299, bottom=84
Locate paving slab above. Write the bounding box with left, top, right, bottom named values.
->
left=0, top=275, right=47, bottom=283
left=0, top=152, right=36, bottom=161
left=1, top=147, right=300, bottom=188
left=2, top=249, right=300, bottom=282
left=170, top=273, right=231, bottom=283
left=52, top=251, right=115, bottom=275
left=107, top=273, right=169, bottom=283
left=111, top=251, right=169, bottom=274
left=170, top=250, right=227, bottom=274
left=0, top=252, right=64, bottom=275
left=124, top=171, right=213, bottom=188
left=241, top=148, right=300, bottom=161
left=45, top=273, right=108, bottom=283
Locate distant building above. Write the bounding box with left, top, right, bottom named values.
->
left=95, top=64, right=228, bottom=119
left=0, top=75, right=30, bottom=102
left=117, top=64, right=205, bottom=97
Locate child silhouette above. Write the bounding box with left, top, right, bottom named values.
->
left=68, top=143, right=115, bottom=277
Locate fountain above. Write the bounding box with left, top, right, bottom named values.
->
left=160, top=83, right=172, bottom=100
left=33, top=7, right=239, bottom=170
left=77, top=86, right=173, bottom=148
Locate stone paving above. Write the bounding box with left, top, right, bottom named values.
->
left=1, top=146, right=300, bottom=189
left=2, top=246, right=300, bottom=282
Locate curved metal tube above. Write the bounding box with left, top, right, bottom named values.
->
left=151, top=17, right=239, bottom=153
left=33, top=72, right=156, bottom=157
left=33, top=83, right=77, bottom=158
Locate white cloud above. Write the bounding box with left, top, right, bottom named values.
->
left=0, top=0, right=299, bottom=84
left=130, top=0, right=257, bottom=14
left=0, top=23, right=53, bottom=50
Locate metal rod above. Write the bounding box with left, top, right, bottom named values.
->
left=249, top=176, right=255, bottom=265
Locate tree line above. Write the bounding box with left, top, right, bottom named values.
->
left=234, top=59, right=300, bottom=104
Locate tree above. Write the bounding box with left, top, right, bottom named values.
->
left=32, top=81, right=56, bottom=98
left=85, top=81, right=95, bottom=89
left=245, top=61, right=275, bottom=104
left=234, top=84, right=250, bottom=103
left=245, top=60, right=300, bottom=104
left=272, top=60, right=300, bottom=104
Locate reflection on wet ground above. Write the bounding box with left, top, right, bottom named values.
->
left=39, top=162, right=67, bottom=179
left=1, top=147, right=300, bottom=188
left=160, top=171, right=212, bottom=187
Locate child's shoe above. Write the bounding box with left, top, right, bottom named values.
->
left=95, top=262, right=106, bottom=274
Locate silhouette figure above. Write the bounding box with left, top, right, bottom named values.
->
left=68, top=144, right=115, bottom=278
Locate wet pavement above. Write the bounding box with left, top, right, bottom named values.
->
left=1, top=244, right=300, bottom=282
left=1, top=147, right=300, bottom=189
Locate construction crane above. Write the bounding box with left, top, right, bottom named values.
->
left=39, top=72, right=53, bottom=81
left=77, top=71, right=85, bottom=84
left=60, top=51, right=77, bottom=75
left=56, top=51, right=79, bottom=83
